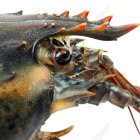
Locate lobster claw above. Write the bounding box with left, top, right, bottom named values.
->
left=51, top=86, right=96, bottom=113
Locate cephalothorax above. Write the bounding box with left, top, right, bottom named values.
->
left=0, top=10, right=140, bottom=140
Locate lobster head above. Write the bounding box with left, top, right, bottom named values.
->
left=0, top=10, right=139, bottom=139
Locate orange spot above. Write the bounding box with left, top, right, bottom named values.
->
left=73, top=23, right=87, bottom=32
left=58, top=27, right=66, bottom=33
left=95, top=21, right=109, bottom=32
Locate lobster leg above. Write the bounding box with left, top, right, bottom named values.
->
left=86, top=82, right=140, bottom=108
left=98, top=54, right=140, bottom=134
left=36, top=79, right=96, bottom=140
left=36, top=126, right=73, bottom=140
left=100, top=55, right=140, bottom=106
left=51, top=79, right=96, bottom=113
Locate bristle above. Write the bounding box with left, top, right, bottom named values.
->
left=73, top=11, right=89, bottom=19
left=73, top=23, right=87, bottom=32
left=60, top=10, right=69, bottom=17
left=94, top=21, right=109, bottom=32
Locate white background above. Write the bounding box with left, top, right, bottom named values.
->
left=1, top=0, right=140, bottom=140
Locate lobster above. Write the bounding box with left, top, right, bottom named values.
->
left=0, top=10, right=140, bottom=140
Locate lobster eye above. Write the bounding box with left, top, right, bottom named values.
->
left=33, top=36, right=72, bottom=66
left=55, top=49, right=71, bottom=65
